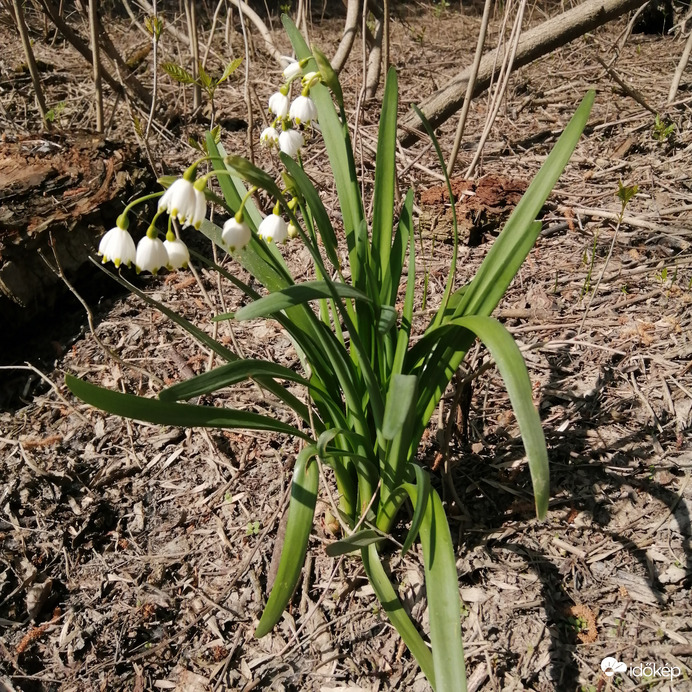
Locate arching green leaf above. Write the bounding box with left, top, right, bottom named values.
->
left=255, top=446, right=319, bottom=637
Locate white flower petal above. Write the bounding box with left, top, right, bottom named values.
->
left=163, top=238, right=190, bottom=269
left=278, top=129, right=304, bottom=157
left=98, top=226, right=136, bottom=268
left=282, top=61, right=301, bottom=81
left=191, top=187, right=207, bottom=229
left=260, top=126, right=280, bottom=147
left=135, top=235, right=169, bottom=274
left=258, top=214, right=288, bottom=244
left=158, top=185, right=175, bottom=212
left=221, top=218, right=252, bottom=251
left=158, top=178, right=202, bottom=228
left=268, top=91, right=289, bottom=118
left=289, top=95, right=317, bottom=125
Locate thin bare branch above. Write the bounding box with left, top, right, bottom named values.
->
left=12, top=0, right=50, bottom=124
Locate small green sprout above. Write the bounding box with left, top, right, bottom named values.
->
left=144, top=15, right=164, bottom=40
left=433, top=0, right=450, bottom=17
left=616, top=181, right=638, bottom=207
left=652, top=114, right=675, bottom=142
left=44, top=101, right=65, bottom=123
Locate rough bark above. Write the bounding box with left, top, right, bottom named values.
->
left=398, top=0, right=649, bottom=145
left=0, top=135, right=153, bottom=325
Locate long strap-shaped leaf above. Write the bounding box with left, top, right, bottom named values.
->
left=407, top=486, right=466, bottom=692
left=205, top=137, right=292, bottom=289
left=159, top=359, right=313, bottom=401
left=361, top=543, right=436, bottom=688
left=372, top=67, right=398, bottom=297
left=412, top=91, right=594, bottom=445
left=453, top=91, right=595, bottom=320
left=230, top=281, right=371, bottom=321
left=66, top=374, right=312, bottom=441
left=205, top=135, right=262, bottom=229
left=255, top=445, right=319, bottom=637
left=391, top=198, right=416, bottom=379
left=281, top=154, right=342, bottom=274
left=377, top=374, right=418, bottom=532
left=91, top=261, right=315, bottom=422
left=420, top=315, right=549, bottom=519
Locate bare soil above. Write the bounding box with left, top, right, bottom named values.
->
left=1, top=4, right=692, bottom=692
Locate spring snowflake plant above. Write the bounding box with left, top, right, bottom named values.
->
left=67, top=17, right=594, bottom=692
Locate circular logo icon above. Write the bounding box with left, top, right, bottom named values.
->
left=601, top=657, right=627, bottom=677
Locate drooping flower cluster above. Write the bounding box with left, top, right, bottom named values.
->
left=97, top=62, right=323, bottom=273
left=99, top=218, right=192, bottom=275
left=97, top=165, right=205, bottom=274
left=261, top=59, right=321, bottom=159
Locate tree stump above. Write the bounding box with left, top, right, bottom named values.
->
left=0, top=132, right=152, bottom=329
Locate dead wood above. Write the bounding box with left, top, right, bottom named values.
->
left=398, top=0, right=649, bottom=145
left=0, top=134, right=152, bottom=323
left=365, top=16, right=384, bottom=100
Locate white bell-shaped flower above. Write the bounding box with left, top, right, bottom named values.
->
left=289, top=95, right=318, bottom=125
left=278, top=129, right=304, bottom=157
left=258, top=214, right=288, bottom=244
left=163, top=237, right=190, bottom=269
left=158, top=178, right=206, bottom=229
left=136, top=234, right=169, bottom=274
left=260, top=126, right=280, bottom=147
left=268, top=91, right=289, bottom=118
left=282, top=60, right=302, bottom=82
left=98, top=225, right=136, bottom=268
left=222, top=217, right=251, bottom=251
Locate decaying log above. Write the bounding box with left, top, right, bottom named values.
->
left=398, top=0, right=649, bottom=145
left=0, top=134, right=153, bottom=325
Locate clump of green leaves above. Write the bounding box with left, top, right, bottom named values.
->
left=433, top=0, right=451, bottom=17
left=67, top=17, right=594, bottom=692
